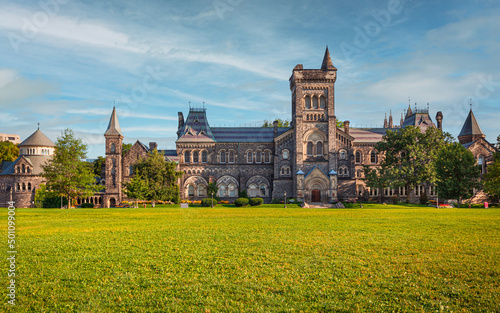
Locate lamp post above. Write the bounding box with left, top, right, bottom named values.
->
left=284, top=191, right=287, bottom=208
left=211, top=192, right=214, bottom=208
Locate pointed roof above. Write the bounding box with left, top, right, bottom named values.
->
left=176, top=108, right=216, bottom=143
left=406, top=104, right=413, bottom=118
left=458, top=109, right=484, bottom=138
left=321, top=46, right=336, bottom=70
left=19, top=129, right=55, bottom=147
left=105, top=107, right=123, bottom=136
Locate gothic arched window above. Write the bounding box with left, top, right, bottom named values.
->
left=184, top=151, right=190, bottom=163
left=340, top=150, right=346, bottom=160
left=312, top=96, right=319, bottom=109
left=201, top=151, right=208, bottom=163
left=220, top=150, right=226, bottom=163
left=282, top=150, right=289, bottom=160
left=110, top=143, right=116, bottom=153
left=256, top=151, right=262, bottom=163
left=307, top=142, right=313, bottom=156
left=371, top=151, right=378, bottom=164
left=355, top=151, right=361, bottom=163
left=305, top=96, right=311, bottom=109
left=320, top=96, right=326, bottom=109
left=247, top=151, right=253, bottom=163
left=316, top=142, right=323, bottom=156
left=264, top=151, right=271, bottom=163
left=188, top=185, right=195, bottom=197
left=193, top=151, right=199, bottom=163
left=228, top=151, right=235, bottom=163
left=478, top=155, right=485, bottom=174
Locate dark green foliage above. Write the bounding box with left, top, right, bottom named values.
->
left=122, top=143, right=133, bottom=156
left=80, top=203, right=94, bottom=208
left=201, top=198, right=217, bottom=207
left=249, top=198, right=264, bottom=206
left=271, top=198, right=280, bottom=204
left=262, top=118, right=290, bottom=127
left=234, top=198, right=249, bottom=207
left=207, top=182, right=218, bottom=198
left=419, top=191, right=428, bottom=205
left=123, top=149, right=182, bottom=203
left=34, top=184, right=68, bottom=208
left=41, top=129, right=103, bottom=206
left=435, top=142, right=482, bottom=204
left=391, top=196, right=399, bottom=205
left=484, top=152, right=500, bottom=202
left=174, top=185, right=181, bottom=204
left=92, top=156, right=105, bottom=177
left=238, top=190, right=248, bottom=198
left=0, top=141, right=19, bottom=162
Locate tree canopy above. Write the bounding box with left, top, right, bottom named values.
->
left=41, top=129, right=103, bottom=207
left=435, top=142, right=482, bottom=204
left=364, top=126, right=450, bottom=202
left=262, top=119, right=290, bottom=128
left=122, top=149, right=182, bottom=204
left=483, top=152, right=500, bottom=202
left=0, top=141, right=19, bottom=162
left=92, top=156, right=105, bottom=177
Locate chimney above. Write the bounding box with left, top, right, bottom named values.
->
left=344, top=120, right=350, bottom=135
left=273, top=120, right=279, bottom=137
left=435, top=111, right=443, bottom=131
left=149, top=142, right=157, bottom=151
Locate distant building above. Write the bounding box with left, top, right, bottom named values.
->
left=0, top=133, right=21, bottom=145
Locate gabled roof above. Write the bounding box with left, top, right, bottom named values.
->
left=305, top=166, right=329, bottom=179
left=19, top=129, right=55, bottom=147
left=105, top=107, right=123, bottom=136
left=458, top=109, right=484, bottom=138
left=0, top=155, right=51, bottom=176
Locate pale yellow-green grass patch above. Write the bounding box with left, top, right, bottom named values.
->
left=1, top=205, right=499, bottom=312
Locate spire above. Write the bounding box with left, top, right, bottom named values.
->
left=458, top=108, right=485, bottom=144
left=406, top=103, right=413, bottom=118
left=400, top=113, right=404, bottom=127
left=105, top=106, right=123, bottom=136
left=388, top=110, right=393, bottom=128
left=321, top=46, right=336, bottom=70
left=383, top=113, right=388, bottom=128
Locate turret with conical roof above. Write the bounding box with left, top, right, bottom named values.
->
left=458, top=109, right=485, bottom=144
left=104, top=106, right=124, bottom=207
left=321, top=46, right=337, bottom=70
left=105, top=106, right=123, bottom=136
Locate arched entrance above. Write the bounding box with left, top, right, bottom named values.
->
left=312, top=189, right=321, bottom=202
left=109, top=198, right=116, bottom=207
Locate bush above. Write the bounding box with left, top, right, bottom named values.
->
left=80, top=203, right=94, bottom=208
left=201, top=198, right=217, bottom=207
left=249, top=198, right=264, bottom=206
left=234, top=198, right=249, bottom=207
left=238, top=190, right=248, bottom=198
left=419, top=192, right=428, bottom=205
left=271, top=198, right=280, bottom=204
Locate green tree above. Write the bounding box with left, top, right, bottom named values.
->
left=0, top=141, right=19, bottom=162
left=123, top=149, right=182, bottom=204
left=122, top=143, right=133, bottom=155
left=435, top=142, right=482, bottom=204
left=336, top=119, right=344, bottom=128
left=41, top=129, right=103, bottom=208
left=262, top=119, right=290, bottom=127
left=362, top=165, right=390, bottom=203
left=34, top=184, right=68, bottom=208
left=92, top=156, right=105, bottom=177
left=207, top=182, right=218, bottom=198
left=371, top=126, right=449, bottom=202
left=484, top=152, right=500, bottom=202
left=122, top=173, right=149, bottom=208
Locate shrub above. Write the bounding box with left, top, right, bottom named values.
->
left=81, top=203, right=94, bottom=208
left=201, top=198, right=217, bottom=207
left=238, top=190, right=248, bottom=198
left=271, top=198, right=280, bottom=204
left=234, top=198, right=249, bottom=207
left=419, top=192, right=428, bottom=205
left=249, top=198, right=264, bottom=206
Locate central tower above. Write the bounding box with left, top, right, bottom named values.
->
left=290, top=47, right=338, bottom=203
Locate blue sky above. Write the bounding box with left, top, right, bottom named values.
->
left=0, top=0, right=499, bottom=158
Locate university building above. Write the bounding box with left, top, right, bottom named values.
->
left=0, top=48, right=496, bottom=207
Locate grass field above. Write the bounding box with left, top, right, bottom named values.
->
left=1, top=204, right=499, bottom=312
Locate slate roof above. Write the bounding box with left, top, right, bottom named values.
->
left=458, top=109, right=484, bottom=138
left=176, top=108, right=216, bottom=143
left=105, top=107, right=123, bottom=136
left=19, top=129, right=55, bottom=147
left=401, top=111, right=435, bottom=131
left=211, top=127, right=290, bottom=143
left=350, top=128, right=390, bottom=144
left=160, top=150, right=180, bottom=163
left=0, top=155, right=51, bottom=176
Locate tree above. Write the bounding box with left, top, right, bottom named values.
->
left=370, top=126, right=450, bottom=202
left=41, top=129, right=103, bottom=207
left=123, top=149, right=182, bottom=204
left=262, top=119, right=290, bottom=127
left=207, top=182, right=218, bottom=198
left=484, top=152, right=500, bottom=202
left=92, top=156, right=105, bottom=177
left=435, top=142, right=482, bottom=205
left=0, top=141, right=19, bottom=162
left=362, top=164, right=390, bottom=203
left=122, top=143, right=133, bottom=156
left=122, top=173, right=149, bottom=208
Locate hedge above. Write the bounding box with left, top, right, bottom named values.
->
left=80, top=203, right=94, bottom=208
left=201, top=198, right=217, bottom=207
left=234, top=198, right=249, bottom=207
left=249, top=198, right=264, bottom=206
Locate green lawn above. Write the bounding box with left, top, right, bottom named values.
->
left=1, top=204, right=499, bottom=312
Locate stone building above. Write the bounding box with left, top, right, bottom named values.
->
left=0, top=128, right=54, bottom=207
left=104, top=47, right=464, bottom=206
